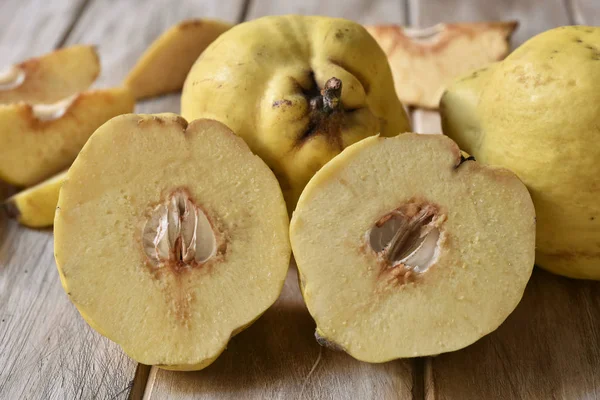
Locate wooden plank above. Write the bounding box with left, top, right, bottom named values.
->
left=148, top=1, right=417, bottom=399
left=409, top=1, right=600, bottom=399
left=66, top=0, right=245, bottom=114
left=570, top=0, right=600, bottom=25
left=1, top=0, right=244, bottom=398
left=0, top=1, right=142, bottom=399
left=0, top=0, right=86, bottom=63
left=247, top=0, right=407, bottom=24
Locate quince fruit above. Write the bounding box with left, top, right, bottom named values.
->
left=54, top=114, right=291, bottom=370
left=182, top=15, right=410, bottom=212
left=441, top=26, right=600, bottom=280
left=290, top=133, right=535, bottom=361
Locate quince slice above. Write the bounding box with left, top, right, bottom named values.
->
left=0, top=87, right=134, bottom=186
left=366, top=21, right=517, bottom=109
left=3, top=170, right=67, bottom=228
left=0, top=45, right=100, bottom=105
left=290, top=133, right=535, bottom=362
left=124, top=19, right=232, bottom=100
left=54, top=114, right=291, bottom=370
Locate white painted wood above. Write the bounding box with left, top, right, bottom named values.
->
left=570, top=0, right=600, bottom=25
left=0, top=0, right=86, bottom=64
left=0, top=1, right=141, bottom=398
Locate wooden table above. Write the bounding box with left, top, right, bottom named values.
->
left=1, top=0, right=599, bottom=399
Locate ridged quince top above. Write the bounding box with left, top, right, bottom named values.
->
left=181, top=15, right=410, bottom=211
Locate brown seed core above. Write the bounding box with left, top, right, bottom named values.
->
left=369, top=201, right=442, bottom=274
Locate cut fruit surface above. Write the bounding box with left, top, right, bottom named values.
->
left=0, top=45, right=100, bottom=105
left=3, top=170, right=67, bottom=228
left=366, top=21, right=516, bottom=109
left=0, top=87, right=134, bottom=186
left=124, top=19, right=232, bottom=100
left=290, top=133, right=535, bottom=362
left=54, top=114, right=291, bottom=370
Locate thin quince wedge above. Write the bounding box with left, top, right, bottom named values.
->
left=3, top=170, right=66, bottom=228
left=0, top=87, right=134, bottom=187
left=0, top=45, right=100, bottom=105
left=366, top=21, right=516, bottom=109
left=54, top=114, right=291, bottom=371
left=124, top=19, right=232, bottom=100
left=290, top=133, right=535, bottom=362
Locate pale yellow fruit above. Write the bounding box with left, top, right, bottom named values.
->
left=124, top=19, right=232, bottom=100
left=3, top=170, right=66, bottom=228
left=367, top=22, right=516, bottom=109
left=182, top=15, right=410, bottom=213
left=54, top=114, right=291, bottom=370
left=290, top=133, right=535, bottom=362
left=440, top=63, right=498, bottom=149
left=441, top=26, right=600, bottom=280
left=0, top=45, right=99, bottom=105
left=0, top=87, right=134, bottom=186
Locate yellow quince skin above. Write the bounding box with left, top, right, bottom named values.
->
left=441, top=26, right=600, bottom=280
left=182, top=15, right=411, bottom=212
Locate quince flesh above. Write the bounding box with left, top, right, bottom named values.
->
left=54, top=114, right=291, bottom=370
left=182, top=15, right=410, bottom=212
left=441, top=26, right=600, bottom=280
left=0, top=87, right=134, bottom=186
left=290, top=133, right=535, bottom=361
left=0, top=45, right=100, bottom=105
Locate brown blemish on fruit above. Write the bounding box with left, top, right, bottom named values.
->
left=2, top=199, right=20, bottom=220
left=315, top=331, right=345, bottom=351
left=272, top=99, right=293, bottom=108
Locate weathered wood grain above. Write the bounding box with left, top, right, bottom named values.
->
left=147, top=1, right=417, bottom=399
left=411, top=1, right=600, bottom=399
left=0, top=0, right=86, bottom=64
left=247, top=0, right=407, bottom=24
left=0, top=1, right=141, bottom=398
left=66, top=0, right=245, bottom=114
left=570, top=0, right=600, bottom=25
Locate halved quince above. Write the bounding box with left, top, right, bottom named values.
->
left=0, top=87, right=134, bottom=186
left=290, top=133, right=535, bottom=362
left=0, top=45, right=100, bottom=105
left=124, top=19, right=232, bottom=100
left=54, top=114, right=291, bottom=370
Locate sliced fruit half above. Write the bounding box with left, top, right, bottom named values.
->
left=366, top=21, right=516, bottom=109
left=0, top=45, right=100, bottom=105
left=54, top=114, right=291, bottom=370
left=290, top=133, right=535, bottom=362
left=3, top=170, right=67, bottom=228
left=0, top=87, right=134, bottom=186
left=124, top=19, right=232, bottom=100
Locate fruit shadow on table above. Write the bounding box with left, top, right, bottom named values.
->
left=428, top=267, right=600, bottom=396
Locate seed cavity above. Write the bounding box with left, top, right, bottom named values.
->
left=143, top=188, right=217, bottom=269
left=0, top=66, right=25, bottom=90
left=32, top=95, right=78, bottom=121
left=403, top=24, right=444, bottom=43
left=369, top=202, right=442, bottom=274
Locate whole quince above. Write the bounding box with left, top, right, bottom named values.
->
left=441, top=26, right=600, bottom=280
left=181, top=15, right=410, bottom=212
